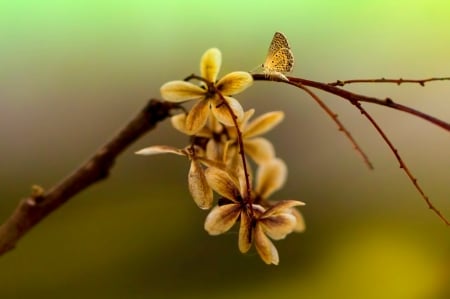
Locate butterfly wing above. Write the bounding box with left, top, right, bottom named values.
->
left=265, top=48, right=294, bottom=73
left=268, top=32, right=290, bottom=56
left=263, top=32, right=293, bottom=72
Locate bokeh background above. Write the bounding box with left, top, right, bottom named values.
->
left=1, top=1, right=449, bottom=298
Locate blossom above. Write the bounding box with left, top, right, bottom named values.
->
left=160, top=48, right=253, bottom=135
left=239, top=200, right=304, bottom=265
left=203, top=166, right=304, bottom=265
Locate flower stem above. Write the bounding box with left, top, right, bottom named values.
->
left=216, top=92, right=254, bottom=215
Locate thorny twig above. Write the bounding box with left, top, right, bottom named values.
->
left=329, top=77, right=450, bottom=87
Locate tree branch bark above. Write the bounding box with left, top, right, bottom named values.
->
left=0, top=99, right=176, bottom=256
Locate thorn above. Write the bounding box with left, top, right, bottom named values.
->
left=30, top=184, right=45, bottom=204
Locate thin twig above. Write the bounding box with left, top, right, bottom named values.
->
left=0, top=99, right=178, bottom=256
left=329, top=77, right=450, bottom=87
left=216, top=92, right=254, bottom=216
left=350, top=101, right=450, bottom=226
left=292, top=82, right=374, bottom=169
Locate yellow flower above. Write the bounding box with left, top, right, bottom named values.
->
left=203, top=166, right=304, bottom=265
left=160, top=48, right=253, bottom=135
left=239, top=200, right=304, bottom=265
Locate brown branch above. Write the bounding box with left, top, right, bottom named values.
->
left=329, top=77, right=450, bottom=87
left=252, top=75, right=450, bottom=132
left=0, top=99, right=177, bottom=256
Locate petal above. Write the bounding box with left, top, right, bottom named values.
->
left=135, top=145, right=186, bottom=156
left=216, top=71, right=253, bottom=95
left=291, top=208, right=306, bottom=232
left=259, top=213, right=297, bottom=240
left=188, top=159, right=213, bottom=209
left=200, top=48, right=221, bottom=82
left=205, top=167, right=241, bottom=202
left=244, top=138, right=275, bottom=164
left=206, top=139, right=223, bottom=161
left=255, top=158, right=287, bottom=198
left=171, top=114, right=189, bottom=134
left=254, top=224, right=279, bottom=265
left=240, top=109, right=256, bottom=130
left=211, top=96, right=244, bottom=127
left=207, top=113, right=223, bottom=134
left=238, top=211, right=253, bottom=253
left=263, top=200, right=306, bottom=217
left=204, top=204, right=241, bottom=235
left=185, top=100, right=210, bottom=134
left=243, top=111, right=284, bottom=139
left=225, top=109, right=255, bottom=141
left=160, top=81, right=205, bottom=102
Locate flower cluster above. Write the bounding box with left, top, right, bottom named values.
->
left=137, top=48, right=305, bottom=265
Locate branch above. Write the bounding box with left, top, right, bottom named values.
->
left=0, top=99, right=177, bottom=256
left=252, top=75, right=450, bottom=132
left=328, top=77, right=450, bottom=87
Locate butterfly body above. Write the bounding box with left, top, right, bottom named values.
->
left=261, top=32, right=294, bottom=81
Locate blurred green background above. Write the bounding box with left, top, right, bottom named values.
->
left=1, top=1, right=449, bottom=298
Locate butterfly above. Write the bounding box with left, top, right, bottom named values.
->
left=261, top=32, right=294, bottom=81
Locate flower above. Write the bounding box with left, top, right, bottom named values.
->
left=240, top=200, right=304, bottom=265
left=160, top=48, right=253, bottom=134
left=203, top=166, right=304, bottom=265
left=135, top=145, right=214, bottom=210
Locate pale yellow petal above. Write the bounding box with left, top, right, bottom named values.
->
left=188, top=159, right=213, bottom=209
left=244, top=138, right=275, bottom=165
left=197, top=157, right=227, bottom=170
left=260, top=213, right=297, bottom=240
left=263, top=200, right=305, bottom=217
left=216, top=71, right=253, bottom=95
left=207, top=113, right=223, bottom=134
left=211, top=96, right=244, bottom=127
left=254, top=224, right=279, bottom=265
left=243, top=111, right=284, bottom=138
left=206, top=139, right=223, bottom=161
left=185, top=100, right=210, bottom=135
left=291, top=208, right=306, bottom=232
left=240, top=109, right=256, bottom=129
left=238, top=211, right=252, bottom=253
left=135, top=145, right=186, bottom=156
left=255, top=158, right=287, bottom=198
left=200, top=48, right=221, bottom=82
left=160, top=81, right=205, bottom=102
left=204, top=204, right=241, bottom=235
left=205, top=167, right=240, bottom=202
left=170, top=114, right=189, bottom=134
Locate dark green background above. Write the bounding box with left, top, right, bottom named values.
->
left=1, top=1, right=449, bottom=298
